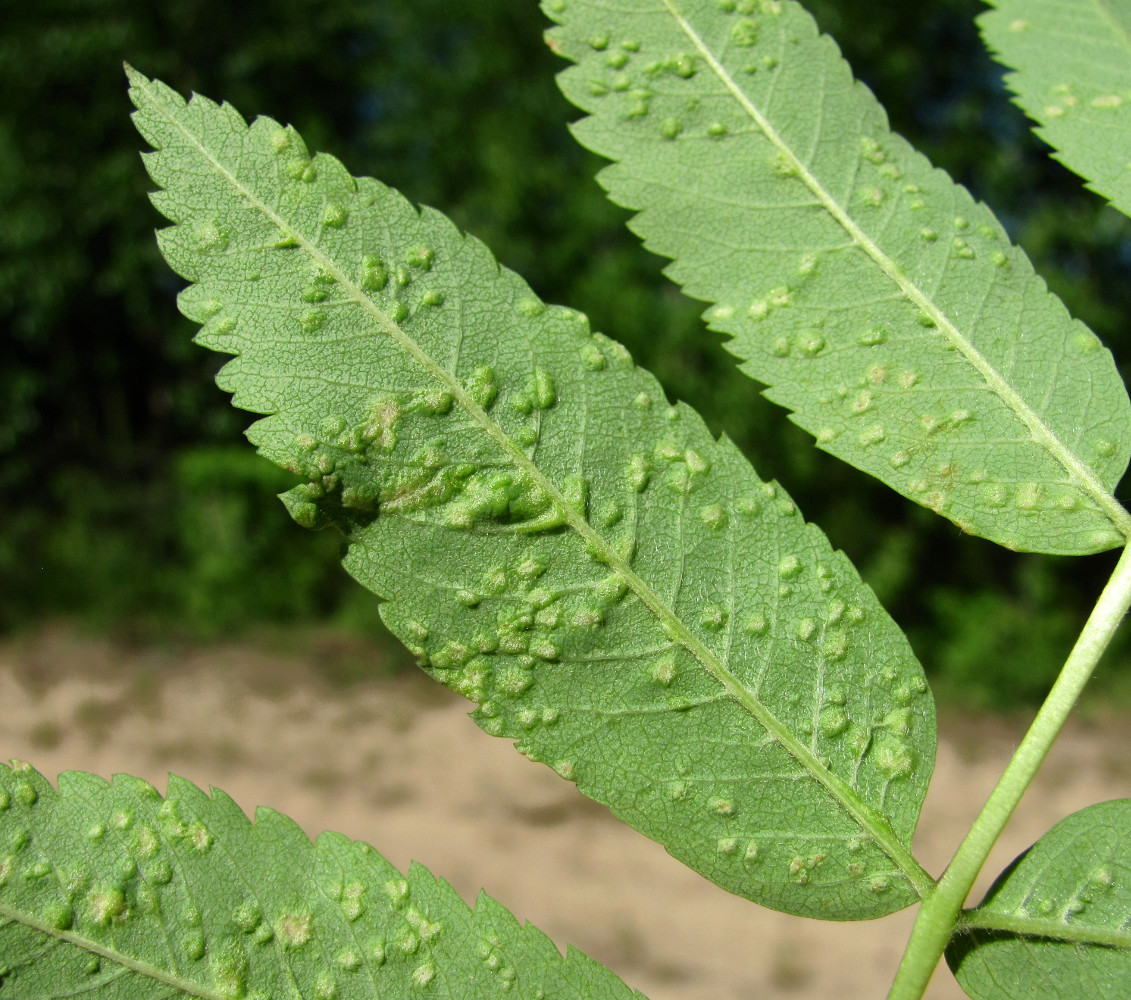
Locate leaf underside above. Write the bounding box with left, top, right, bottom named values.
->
left=128, top=67, right=936, bottom=919
left=0, top=762, right=644, bottom=999
left=546, top=0, right=1131, bottom=555
left=946, top=799, right=1131, bottom=1000
left=980, top=0, right=1131, bottom=221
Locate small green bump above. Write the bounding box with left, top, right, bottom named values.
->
left=553, top=760, right=577, bottom=781
left=588, top=32, right=609, bottom=50
left=516, top=555, right=547, bottom=580
left=857, top=422, right=885, bottom=447
left=300, top=309, right=323, bottom=332
left=858, top=327, right=885, bottom=346
left=606, top=51, right=629, bottom=69
left=717, top=837, right=739, bottom=856
left=707, top=122, right=727, bottom=138
left=360, top=255, right=388, bottom=290
left=88, top=886, right=127, bottom=925
left=778, top=555, right=802, bottom=579
left=673, top=53, right=697, bottom=78
left=745, top=612, right=768, bottom=635
left=660, top=117, right=683, bottom=140
left=41, top=901, right=74, bottom=930
left=737, top=498, right=761, bottom=517
left=1016, top=482, right=1042, bottom=510
left=497, top=667, right=534, bottom=697
left=919, top=228, right=938, bottom=242
left=322, top=203, right=348, bottom=228
left=529, top=639, right=560, bottom=661
left=532, top=368, right=556, bottom=408
left=467, top=366, right=499, bottom=409
left=572, top=605, right=603, bottom=628
left=652, top=655, right=677, bottom=687
left=700, top=503, right=727, bottom=529
left=627, top=454, right=651, bottom=491
left=796, top=618, right=817, bottom=641
left=456, top=589, right=479, bottom=608
left=730, top=19, right=758, bottom=45
left=195, top=220, right=229, bottom=254
left=700, top=604, right=727, bottom=630
left=581, top=343, right=607, bottom=370
left=685, top=449, right=710, bottom=474
left=819, top=707, right=849, bottom=738
left=667, top=780, right=687, bottom=801
left=285, top=158, right=317, bottom=183
left=873, top=741, right=915, bottom=779
left=708, top=796, right=735, bottom=818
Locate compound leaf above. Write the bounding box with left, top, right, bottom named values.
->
left=980, top=0, right=1131, bottom=220
left=946, top=799, right=1131, bottom=1000
left=0, top=762, right=644, bottom=998
left=546, top=0, right=1131, bottom=555
left=128, top=67, right=936, bottom=919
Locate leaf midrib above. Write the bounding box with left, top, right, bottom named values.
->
left=660, top=0, right=1131, bottom=541
left=138, top=75, right=935, bottom=900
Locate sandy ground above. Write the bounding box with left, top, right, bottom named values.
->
left=1, top=625, right=1128, bottom=999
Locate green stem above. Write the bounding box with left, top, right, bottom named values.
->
left=886, top=541, right=1131, bottom=1000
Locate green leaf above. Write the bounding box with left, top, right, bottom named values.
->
left=545, top=0, right=1131, bottom=555
left=127, top=66, right=936, bottom=919
left=0, top=761, right=644, bottom=998
left=980, top=0, right=1131, bottom=220
left=946, top=799, right=1131, bottom=1000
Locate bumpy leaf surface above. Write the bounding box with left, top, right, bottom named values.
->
left=546, top=0, right=1131, bottom=554
left=981, top=0, right=1131, bottom=220
left=0, top=762, right=644, bottom=998
left=946, top=800, right=1131, bottom=999
left=128, top=67, right=936, bottom=918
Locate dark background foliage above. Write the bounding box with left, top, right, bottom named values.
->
left=3, top=0, right=1129, bottom=707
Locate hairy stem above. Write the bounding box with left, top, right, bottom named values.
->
left=886, top=541, right=1131, bottom=1000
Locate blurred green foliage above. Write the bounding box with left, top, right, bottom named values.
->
left=2, top=0, right=1129, bottom=707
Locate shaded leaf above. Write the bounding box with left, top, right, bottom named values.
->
left=947, top=799, right=1131, bottom=999
left=0, top=762, right=644, bottom=998
left=128, top=67, right=936, bottom=918
left=981, top=0, right=1131, bottom=220
left=546, top=0, right=1131, bottom=554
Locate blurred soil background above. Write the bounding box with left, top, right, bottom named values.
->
left=2, top=1, right=1131, bottom=997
